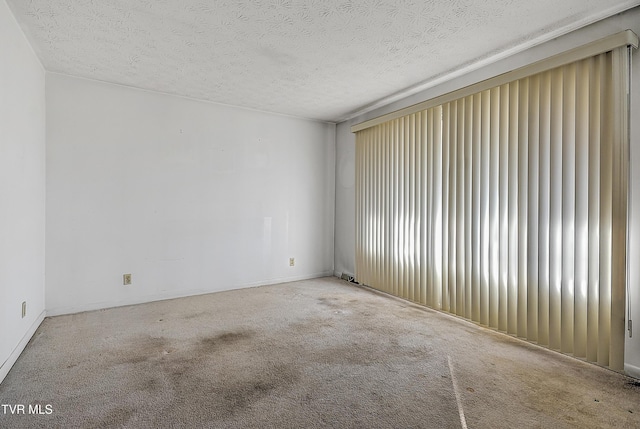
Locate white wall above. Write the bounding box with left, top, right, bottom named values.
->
left=334, top=6, right=640, bottom=375
left=0, top=0, right=46, bottom=383
left=334, top=121, right=355, bottom=278
left=46, top=73, right=335, bottom=315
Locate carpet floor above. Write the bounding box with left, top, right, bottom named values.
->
left=1, top=276, right=639, bottom=428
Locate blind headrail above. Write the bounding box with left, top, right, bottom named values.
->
left=351, top=30, right=638, bottom=133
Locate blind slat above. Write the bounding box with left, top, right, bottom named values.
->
left=587, top=55, right=602, bottom=363
left=527, top=75, right=540, bottom=342
left=508, top=82, right=519, bottom=335
left=499, top=85, right=509, bottom=332
left=562, top=63, right=577, bottom=354
left=538, top=70, right=551, bottom=348
left=549, top=68, right=563, bottom=351
left=575, top=58, right=591, bottom=358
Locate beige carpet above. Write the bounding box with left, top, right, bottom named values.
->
left=1, top=276, right=639, bottom=428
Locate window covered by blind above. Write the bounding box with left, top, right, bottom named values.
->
left=354, top=42, right=632, bottom=370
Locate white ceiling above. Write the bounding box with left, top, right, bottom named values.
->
left=6, top=0, right=640, bottom=122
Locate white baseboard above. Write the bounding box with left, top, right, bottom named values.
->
left=46, top=271, right=335, bottom=317
left=0, top=310, right=46, bottom=385
left=625, top=362, right=640, bottom=379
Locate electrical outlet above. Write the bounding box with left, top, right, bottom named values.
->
left=123, top=274, right=132, bottom=285
left=22, top=301, right=26, bottom=318
left=289, top=258, right=295, bottom=267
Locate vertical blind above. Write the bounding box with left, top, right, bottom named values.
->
left=354, top=43, right=632, bottom=370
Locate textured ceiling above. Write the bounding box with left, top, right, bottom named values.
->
left=6, top=0, right=640, bottom=122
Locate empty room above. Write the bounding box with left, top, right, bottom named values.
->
left=3, top=0, right=640, bottom=427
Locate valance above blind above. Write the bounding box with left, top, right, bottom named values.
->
left=353, top=31, right=637, bottom=370
left=352, top=30, right=638, bottom=133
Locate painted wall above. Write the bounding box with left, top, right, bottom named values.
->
left=333, top=121, right=356, bottom=278
left=0, top=0, right=46, bottom=383
left=334, top=6, right=640, bottom=374
left=45, top=73, right=335, bottom=315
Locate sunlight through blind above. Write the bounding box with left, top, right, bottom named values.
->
left=354, top=38, right=634, bottom=370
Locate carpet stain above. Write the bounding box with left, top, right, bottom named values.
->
left=104, top=335, right=170, bottom=367
left=94, top=405, right=136, bottom=427
left=124, top=327, right=299, bottom=422
left=217, top=364, right=300, bottom=417
left=141, top=377, right=163, bottom=393
left=287, top=318, right=336, bottom=336
left=148, top=339, right=302, bottom=422
left=200, top=330, right=254, bottom=351
left=222, top=381, right=275, bottom=411
left=113, top=336, right=169, bottom=366
left=162, top=356, right=197, bottom=385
